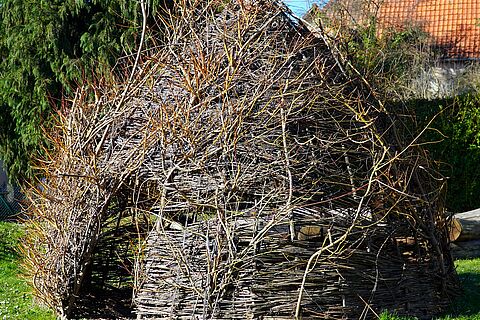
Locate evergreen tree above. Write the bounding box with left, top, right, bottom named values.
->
left=0, top=0, right=165, bottom=183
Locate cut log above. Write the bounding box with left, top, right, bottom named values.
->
left=450, top=240, right=480, bottom=260
left=448, top=218, right=462, bottom=242
left=297, top=225, right=326, bottom=241
left=454, top=208, right=480, bottom=242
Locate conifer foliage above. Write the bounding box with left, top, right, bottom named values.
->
left=0, top=0, right=163, bottom=183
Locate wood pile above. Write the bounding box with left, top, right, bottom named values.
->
left=21, top=0, right=457, bottom=319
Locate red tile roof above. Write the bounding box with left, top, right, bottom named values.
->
left=378, top=0, right=480, bottom=59
left=319, top=0, right=480, bottom=59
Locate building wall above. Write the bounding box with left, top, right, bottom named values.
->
left=0, top=160, right=21, bottom=218
left=0, top=160, right=8, bottom=192
left=408, top=61, right=480, bottom=99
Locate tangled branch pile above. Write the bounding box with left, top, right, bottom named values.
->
left=22, top=0, right=457, bottom=319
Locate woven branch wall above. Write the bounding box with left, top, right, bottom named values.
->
left=135, top=209, right=454, bottom=319
left=22, top=0, right=457, bottom=319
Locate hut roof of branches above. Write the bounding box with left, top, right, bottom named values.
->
left=23, top=0, right=457, bottom=319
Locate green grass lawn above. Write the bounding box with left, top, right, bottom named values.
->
left=0, top=220, right=479, bottom=320
left=0, top=222, right=55, bottom=319
left=445, top=258, right=480, bottom=320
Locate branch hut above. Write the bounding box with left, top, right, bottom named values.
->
left=22, top=0, right=457, bottom=319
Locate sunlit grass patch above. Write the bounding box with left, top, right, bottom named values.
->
left=0, top=222, right=54, bottom=319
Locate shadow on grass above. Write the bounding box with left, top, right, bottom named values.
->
left=449, top=271, right=480, bottom=317
left=0, top=222, right=21, bottom=261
